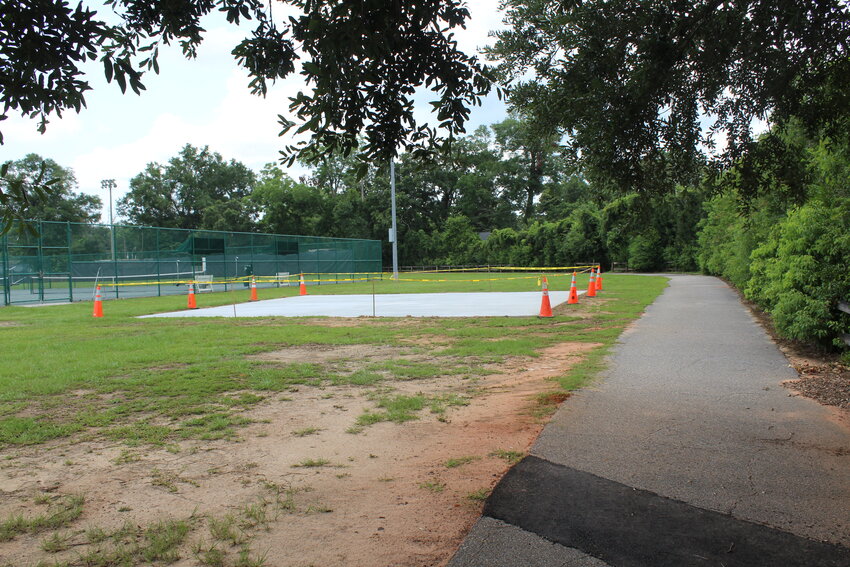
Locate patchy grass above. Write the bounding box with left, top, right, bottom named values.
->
left=429, top=393, right=470, bottom=415
left=68, top=518, right=192, bottom=566
left=532, top=392, right=572, bottom=419
left=466, top=488, right=490, bottom=502
left=292, top=458, right=331, bottom=468
left=556, top=345, right=614, bottom=392
left=488, top=449, right=525, bottom=465
left=6, top=484, right=306, bottom=567
left=444, top=456, right=479, bottom=468
left=0, top=417, right=80, bottom=446
left=419, top=480, right=446, bottom=493
left=291, top=427, right=322, bottom=437
left=0, top=494, right=84, bottom=542
left=0, top=274, right=667, bottom=450
left=356, top=394, right=428, bottom=426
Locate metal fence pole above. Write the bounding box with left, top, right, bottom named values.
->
left=1, top=230, right=9, bottom=306
left=66, top=222, right=73, bottom=302
left=37, top=220, right=44, bottom=302
left=156, top=228, right=162, bottom=297
left=111, top=222, right=119, bottom=298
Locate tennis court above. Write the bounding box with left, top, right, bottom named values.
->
left=140, top=290, right=578, bottom=318
left=2, top=220, right=381, bottom=306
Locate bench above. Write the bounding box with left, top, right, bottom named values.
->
left=275, top=272, right=291, bottom=287
left=195, top=275, right=214, bottom=293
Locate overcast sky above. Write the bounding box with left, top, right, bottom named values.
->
left=1, top=1, right=508, bottom=218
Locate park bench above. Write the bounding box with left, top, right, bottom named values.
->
left=195, top=275, right=214, bottom=293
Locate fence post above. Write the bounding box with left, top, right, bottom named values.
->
left=111, top=222, right=119, bottom=298
left=66, top=222, right=73, bottom=302
left=1, top=230, right=8, bottom=306
left=37, top=219, right=44, bottom=302
left=155, top=228, right=162, bottom=297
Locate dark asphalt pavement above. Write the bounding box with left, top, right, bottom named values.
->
left=449, top=275, right=850, bottom=566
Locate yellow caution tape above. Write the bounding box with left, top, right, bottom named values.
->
left=98, top=266, right=599, bottom=288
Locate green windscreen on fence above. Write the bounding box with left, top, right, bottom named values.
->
left=1, top=220, right=382, bottom=305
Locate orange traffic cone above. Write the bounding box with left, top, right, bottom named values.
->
left=187, top=283, right=198, bottom=309
left=299, top=273, right=308, bottom=296
left=92, top=285, right=104, bottom=318
left=250, top=276, right=258, bottom=301
left=567, top=272, right=579, bottom=304
left=539, top=276, right=554, bottom=318
left=596, top=266, right=603, bottom=291
left=587, top=268, right=597, bottom=298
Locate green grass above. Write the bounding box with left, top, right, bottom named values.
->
left=466, top=488, right=490, bottom=502
left=488, top=449, right=525, bottom=464
left=291, top=427, right=322, bottom=437
left=356, top=394, right=427, bottom=426
left=0, top=273, right=667, bottom=448
left=71, top=518, right=191, bottom=566
left=292, top=458, right=331, bottom=468
left=0, top=417, right=81, bottom=445
left=444, top=456, right=479, bottom=468
left=419, top=480, right=446, bottom=493
left=0, top=494, right=84, bottom=542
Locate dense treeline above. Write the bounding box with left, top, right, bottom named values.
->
left=7, top=113, right=848, bottom=354
left=104, top=118, right=710, bottom=272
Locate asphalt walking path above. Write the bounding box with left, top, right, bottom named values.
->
left=449, top=275, right=850, bottom=566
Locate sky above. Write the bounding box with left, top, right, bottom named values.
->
left=1, top=1, right=509, bottom=220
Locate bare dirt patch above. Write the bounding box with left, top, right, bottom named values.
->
left=0, top=341, right=597, bottom=567
left=248, top=344, right=406, bottom=364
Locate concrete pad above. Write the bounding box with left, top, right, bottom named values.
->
left=140, top=291, right=577, bottom=318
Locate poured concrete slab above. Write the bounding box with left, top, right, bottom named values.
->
left=140, top=290, right=578, bottom=318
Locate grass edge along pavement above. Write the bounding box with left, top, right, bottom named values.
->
left=0, top=273, right=668, bottom=449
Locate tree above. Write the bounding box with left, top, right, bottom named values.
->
left=491, top=116, right=562, bottom=223
left=1, top=0, right=493, bottom=166
left=252, top=164, right=329, bottom=236
left=490, top=0, right=850, bottom=196
left=445, top=127, right=514, bottom=231
left=538, top=176, right=592, bottom=221
left=1, top=154, right=101, bottom=228
left=118, top=144, right=256, bottom=230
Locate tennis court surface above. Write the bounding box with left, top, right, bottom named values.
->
left=140, top=290, right=575, bottom=318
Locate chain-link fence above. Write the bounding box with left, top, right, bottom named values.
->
left=1, top=220, right=382, bottom=305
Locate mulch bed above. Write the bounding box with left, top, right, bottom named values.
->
left=785, top=362, right=850, bottom=409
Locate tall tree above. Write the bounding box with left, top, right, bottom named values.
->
left=491, top=116, right=562, bottom=223
left=490, top=0, right=850, bottom=196
left=1, top=154, right=101, bottom=225
left=252, top=164, right=330, bottom=236
left=118, top=144, right=256, bottom=230
left=449, top=127, right=514, bottom=231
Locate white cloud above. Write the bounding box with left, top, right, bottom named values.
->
left=71, top=67, right=310, bottom=206
left=457, top=1, right=508, bottom=55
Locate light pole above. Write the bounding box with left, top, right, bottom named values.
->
left=100, top=179, right=116, bottom=262
left=390, top=159, right=398, bottom=280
